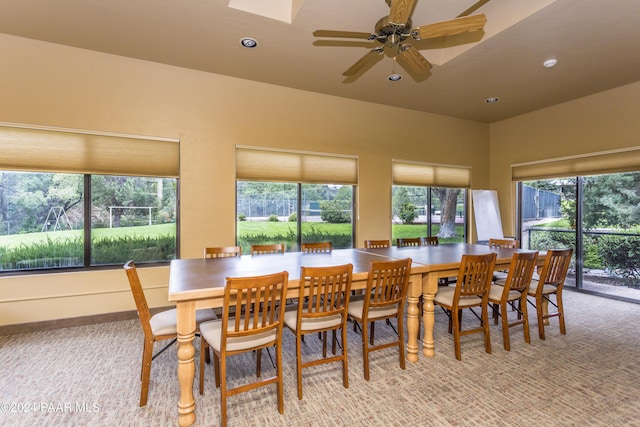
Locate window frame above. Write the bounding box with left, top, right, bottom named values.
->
left=235, top=180, right=356, bottom=252
left=516, top=169, right=640, bottom=304
left=0, top=172, right=179, bottom=275
left=391, top=185, right=468, bottom=244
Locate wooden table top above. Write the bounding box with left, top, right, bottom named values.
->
left=168, top=248, right=395, bottom=302
left=168, top=244, right=540, bottom=302
left=357, top=243, right=537, bottom=273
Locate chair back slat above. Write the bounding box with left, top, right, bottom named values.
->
left=301, top=241, right=333, bottom=253
left=540, top=248, right=573, bottom=287
left=364, top=239, right=390, bottom=248
left=457, top=253, right=497, bottom=297
left=204, top=246, right=242, bottom=258
left=366, top=258, right=412, bottom=310
left=299, top=264, right=352, bottom=320
left=396, top=238, right=421, bottom=247
left=503, top=251, right=539, bottom=292
left=251, top=243, right=285, bottom=255
left=488, top=238, right=520, bottom=249
left=421, top=236, right=439, bottom=246
left=223, top=271, right=288, bottom=341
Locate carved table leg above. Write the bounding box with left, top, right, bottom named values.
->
left=422, top=274, right=439, bottom=358
left=406, top=274, right=421, bottom=362
left=176, top=301, right=197, bottom=427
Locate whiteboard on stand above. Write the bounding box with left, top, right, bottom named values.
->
left=472, top=190, right=504, bottom=242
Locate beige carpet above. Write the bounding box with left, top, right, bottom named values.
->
left=1, top=290, right=639, bottom=427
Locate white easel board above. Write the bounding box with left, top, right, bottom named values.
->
left=472, top=190, right=504, bottom=242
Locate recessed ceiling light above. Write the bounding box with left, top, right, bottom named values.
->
left=240, top=37, right=258, bottom=48
left=388, top=73, right=402, bottom=81
left=485, top=97, right=499, bottom=103
left=543, top=58, right=558, bottom=68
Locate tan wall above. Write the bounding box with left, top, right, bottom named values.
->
left=489, top=80, right=640, bottom=235
left=0, top=34, right=489, bottom=326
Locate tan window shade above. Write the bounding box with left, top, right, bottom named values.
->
left=0, top=123, right=179, bottom=178
left=236, top=146, right=358, bottom=184
left=392, top=160, right=471, bottom=188
left=512, top=147, right=640, bottom=181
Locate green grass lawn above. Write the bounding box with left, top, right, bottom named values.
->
left=392, top=224, right=465, bottom=243
left=531, top=219, right=571, bottom=228
left=237, top=221, right=351, bottom=235
left=1, top=220, right=464, bottom=251
left=237, top=221, right=465, bottom=244
left=0, top=223, right=176, bottom=250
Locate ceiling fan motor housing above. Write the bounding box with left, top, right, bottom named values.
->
left=374, top=16, right=412, bottom=47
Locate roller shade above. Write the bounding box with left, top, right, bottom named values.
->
left=0, top=123, right=179, bottom=178
left=511, top=147, right=640, bottom=181
left=236, top=146, right=358, bottom=184
left=392, top=160, right=471, bottom=188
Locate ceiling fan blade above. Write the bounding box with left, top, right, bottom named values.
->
left=313, top=40, right=377, bottom=49
left=342, top=49, right=384, bottom=76
left=388, top=0, right=417, bottom=25
left=313, top=30, right=375, bottom=40
left=457, top=0, right=490, bottom=18
left=396, top=45, right=432, bottom=76
left=413, top=13, right=487, bottom=40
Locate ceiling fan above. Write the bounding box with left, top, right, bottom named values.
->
left=313, top=0, right=489, bottom=81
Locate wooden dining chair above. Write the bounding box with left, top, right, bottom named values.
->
left=301, top=241, right=333, bottom=253
left=284, top=264, right=352, bottom=399
left=488, top=238, right=520, bottom=249
left=364, top=239, right=390, bottom=248
left=488, top=251, right=538, bottom=351
left=250, top=243, right=285, bottom=255
left=199, top=271, right=289, bottom=427
left=348, top=258, right=412, bottom=380
left=421, top=236, right=439, bottom=246
left=396, top=237, right=422, bottom=247
left=434, top=252, right=496, bottom=360
left=204, top=246, right=242, bottom=258
left=527, top=248, right=573, bottom=340
left=488, top=238, right=520, bottom=282
left=124, top=260, right=216, bottom=407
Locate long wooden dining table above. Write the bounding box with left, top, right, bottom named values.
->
left=168, top=243, right=540, bottom=426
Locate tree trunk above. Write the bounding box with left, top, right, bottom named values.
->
left=434, top=188, right=460, bottom=238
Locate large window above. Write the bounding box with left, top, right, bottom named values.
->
left=0, top=171, right=84, bottom=270
left=515, top=148, right=640, bottom=302
left=392, top=186, right=467, bottom=244
left=0, top=123, right=179, bottom=272
left=235, top=147, right=357, bottom=253
left=90, top=175, right=177, bottom=266
left=236, top=181, right=354, bottom=252
left=391, top=160, right=470, bottom=245
left=519, top=178, right=577, bottom=275
left=0, top=172, right=177, bottom=272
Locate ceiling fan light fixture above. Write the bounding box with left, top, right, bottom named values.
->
left=485, top=97, right=499, bottom=103
left=240, top=37, right=258, bottom=48
left=388, top=73, right=403, bottom=81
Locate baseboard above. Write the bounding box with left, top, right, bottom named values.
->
left=0, top=307, right=171, bottom=336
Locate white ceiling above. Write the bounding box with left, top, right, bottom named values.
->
left=1, top=0, right=639, bottom=123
